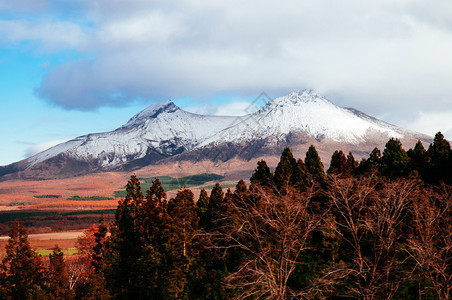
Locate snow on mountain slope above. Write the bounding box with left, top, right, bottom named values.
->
left=199, top=90, right=409, bottom=146
left=26, top=101, right=235, bottom=169
left=14, top=90, right=429, bottom=178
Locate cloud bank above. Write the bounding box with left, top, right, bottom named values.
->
left=1, top=0, right=452, bottom=133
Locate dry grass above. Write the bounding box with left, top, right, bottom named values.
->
left=0, top=230, right=84, bottom=252
left=0, top=172, right=129, bottom=209
left=28, top=200, right=119, bottom=210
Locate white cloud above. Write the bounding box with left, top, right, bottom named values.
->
left=184, top=101, right=257, bottom=116
left=24, top=139, right=68, bottom=158
left=0, top=19, right=87, bottom=51
left=3, top=0, right=452, bottom=133
left=399, top=110, right=452, bottom=139
left=445, top=128, right=452, bottom=141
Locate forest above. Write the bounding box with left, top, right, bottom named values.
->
left=1, top=132, right=451, bottom=299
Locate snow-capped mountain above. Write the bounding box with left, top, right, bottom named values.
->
left=200, top=90, right=418, bottom=146
left=0, top=90, right=430, bottom=179
left=26, top=100, right=235, bottom=168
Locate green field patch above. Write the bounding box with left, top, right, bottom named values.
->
left=114, top=173, right=225, bottom=198
left=199, top=183, right=237, bottom=190
left=114, top=190, right=127, bottom=198
left=68, top=196, right=114, bottom=201
left=33, top=195, right=61, bottom=199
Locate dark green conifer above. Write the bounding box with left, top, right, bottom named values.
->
left=369, top=147, right=382, bottom=166
left=91, top=214, right=110, bottom=272
left=428, top=132, right=452, bottom=183
left=235, top=179, right=248, bottom=197
left=196, top=188, right=210, bottom=226
left=166, top=188, right=202, bottom=299
left=250, top=160, right=274, bottom=187
left=356, top=147, right=381, bottom=175
left=47, top=246, right=73, bottom=299
left=143, top=178, right=168, bottom=238
left=305, top=145, right=326, bottom=180
left=380, top=138, right=409, bottom=178
left=77, top=215, right=110, bottom=299
left=0, top=222, right=46, bottom=298
left=139, top=178, right=170, bottom=299
left=291, top=158, right=311, bottom=191
left=407, top=141, right=430, bottom=180
left=108, top=175, right=145, bottom=298
left=206, top=183, right=224, bottom=228
left=274, top=148, right=297, bottom=191
left=209, top=183, right=224, bottom=212
left=328, top=150, right=347, bottom=175
left=224, top=188, right=233, bottom=200
left=346, top=152, right=357, bottom=176
left=147, top=178, right=166, bottom=201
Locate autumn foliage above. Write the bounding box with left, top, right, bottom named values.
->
left=1, top=132, right=451, bottom=299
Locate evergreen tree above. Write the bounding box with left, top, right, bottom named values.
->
left=368, top=147, right=382, bottom=167
left=407, top=141, right=430, bottom=180
left=76, top=215, right=111, bottom=299
left=356, top=147, right=381, bottom=175
left=0, top=222, right=46, bottom=298
left=250, top=160, right=274, bottom=187
left=272, top=148, right=310, bottom=193
left=224, top=188, right=233, bottom=200
left=346, top=152, right=357, bottom=177
left=428, top=132, right=452, bottom=183
left=209, top=183, right=224, bottom=209
left=166, top=188, right=203, bottom=298
left=91, top=214, right=110, bottom=272
left=274, top=148, right=297, bottom=191
left=380, top=138, right=409, bottom=178
left=305, top=145, right=326, bottom=180
left=206, top=183, right=224, bottom=229
left=196, top=188, right=209, bottom=227
left=107, top=175, right=146, bottom=298
left=147, top=178, right=167, bottom=201
left=291, top=159, right=311, bottom=191
left=138, top=178, right=170, bottom=299
left=328, top=150, right=347, bottom=175
left=234, top=179, right=248, bottom=197
left=77, top=272, right=111, bottom=300
left=47, top=246, right=73, bottom=299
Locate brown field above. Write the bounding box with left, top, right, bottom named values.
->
left=0, top=171, right=130, bottom=209
left=0, top=163, right=250, bottom=253
left=0, top=230, right=84, bottom=252
left=0, top=161, right=252, bottom=211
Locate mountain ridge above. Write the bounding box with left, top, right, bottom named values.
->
left=0, top=90, right=431, bottom=180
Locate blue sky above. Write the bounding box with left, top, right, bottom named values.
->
left=1, top=0, right=452, bottom=166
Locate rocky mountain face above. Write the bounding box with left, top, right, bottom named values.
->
left=0, top=90, right=431, bottom=180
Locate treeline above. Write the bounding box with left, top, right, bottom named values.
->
left=1, top=132, right=451, bottom=299
left=0, top=210, right=115, bottom=235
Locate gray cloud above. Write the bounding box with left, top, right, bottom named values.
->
left=6, top=0, right=452, bottom=131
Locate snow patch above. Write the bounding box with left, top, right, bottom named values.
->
left=24, top=90, right=422, bottom=170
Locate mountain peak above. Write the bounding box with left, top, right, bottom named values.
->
left=123, top=100, right=179, bottom=127
left=1, top=89, right=431, bottom=180
left=265, top=90, right=330, bottom=110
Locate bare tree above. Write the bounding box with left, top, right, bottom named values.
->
left=407, top=183, right=452, bottom=299
left=215, top=185, right=320, bottom=299
left=66, top=254, right=91, bottom=290
left=325, top=175, right=416, bottom=299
